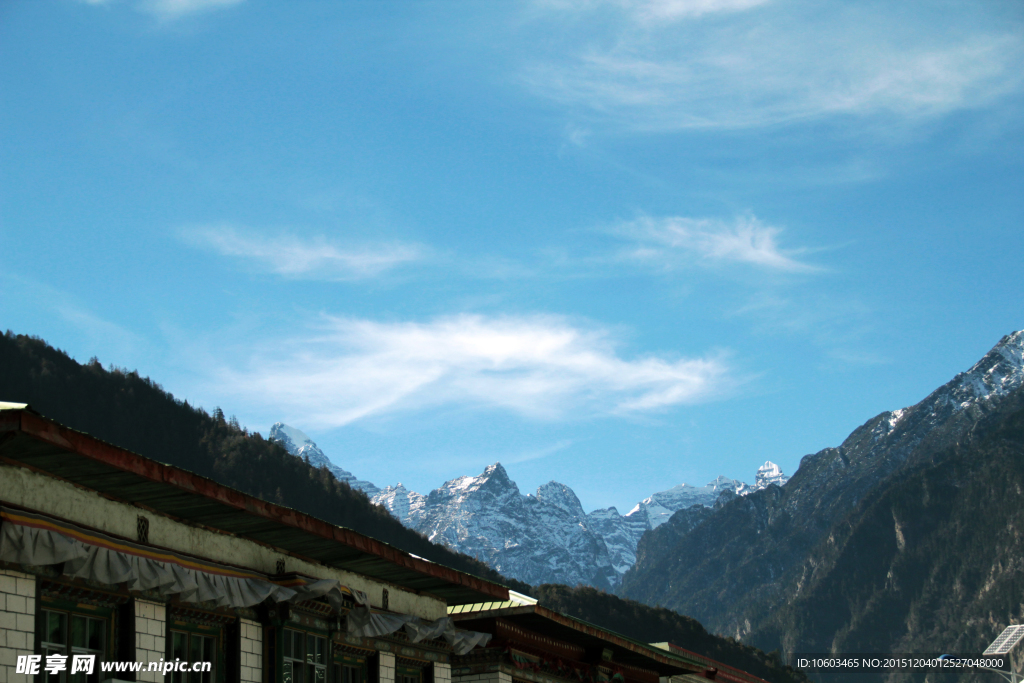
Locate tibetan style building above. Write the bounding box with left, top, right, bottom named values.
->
left=0, top=404, right=507, bottom=683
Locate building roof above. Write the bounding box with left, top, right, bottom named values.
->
left=450, top=603, right=773, bottom=683
left=0, top=405, right=510, bottom=605
left=649, top=643, right=773, bottom=683
left=450, top=602, right=693, bottom=677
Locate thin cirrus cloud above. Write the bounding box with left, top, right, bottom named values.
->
left=181, top=225, right=424, bottom=280
left=139, top=0, right=244, bottom=19
left=524, top=2, right=1024, bottom=130
left=540, top=0, right=771, bottom=22
left=617, top=215, right=818, bottom=273
left=78, top=0, right=246, bottom=19
left=215, top=314, right=733, bottom=429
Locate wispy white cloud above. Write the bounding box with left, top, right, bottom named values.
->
left=213, top=314, right=732, bottom=428
left=181, top=224, right=424, bottom=280
left=728, top=291, right=885, bottom=367
left=541, top=0, right=771, bottom=22
left=139, top=0, right=244, bottom=19
left=524, top=4, right=1024, bottom=130
left=56, top=306, right=143, bottom=352
left=77, top=0, right=245, bottom=18
left=617, top=214, right=818, bottom=272
left=507, top=439, right=576, bottom=464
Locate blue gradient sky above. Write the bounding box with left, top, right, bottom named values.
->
left=2, top=0, right=1022, bottom=513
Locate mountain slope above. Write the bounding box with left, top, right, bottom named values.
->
left=747, top=391, right=1024, bottom=682
left=621, top=331, right=1024, bottom=671
left=269, top=422, right=381, bottom=496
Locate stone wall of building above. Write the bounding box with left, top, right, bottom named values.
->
left=0, top=569, right=36, bottom=683
left=134, top=599, right=166, bottom=683
left=434, top=662, right=453, bottom=683
left=239, top=618, right=263, bottom=683
left=379, top=652, right=396, bottom=683
left=0, top=464, right=447, bottom=620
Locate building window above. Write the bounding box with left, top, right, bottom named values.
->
left=282, top=628, right=327, bottom=683
left=332, top=663, right=363, bottom=683
left=39, top=608, right=108, bottom=683
left=397, top=665, right=422, bottom=683
left=331, top=648, right=368, bottom=683
left=169, top=630, right=217, bottom=683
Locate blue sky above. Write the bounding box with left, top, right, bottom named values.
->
left=1, top=0, right=1022, bottom=514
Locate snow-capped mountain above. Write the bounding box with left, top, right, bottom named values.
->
left=753, top=461, right=787, bottom=489
left=268, top=422, right=380, bottom=497
left=373, top=483, right=427, bottom=526
left=400, top=464, right=620, bottom=588
left=624, top=476, right=750, bottom=529
left=373, top=461, right=788, bottom=587
left=267, top=417, right=790, bottom=587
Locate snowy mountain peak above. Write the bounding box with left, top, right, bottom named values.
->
left=625, top=475, right=754, bottom=529
left=535, top=481, right=586, bottom=520
left=754, top=461, right=789, bottom=489
left=268, top=422, right=380, bottom=496
left=269, top=422, right=319, bottom=458
left=482, top=462, right=511, bottom=481
left=374, top=483, right=426, bottom=525
left=955, top=330, right=1024, bottom=404
left=442, top=462, right=516, bottom=496
left=859, top=330, right=1024, bottom=453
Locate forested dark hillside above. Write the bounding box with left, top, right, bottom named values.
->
left=619, top=362, right=1024, bottom=682
left=532, top=585, right=810, bottom=683
left=747, top=394, right=1024, bottom=683
left=0, top=331, right=529, bottom=591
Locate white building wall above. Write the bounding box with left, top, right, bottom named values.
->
left=0, top=464, right=445, bottom=620
left=134, top=599, right=166, bottom=683
left=0, top=569, right=35, bottom=683
left=379, top=652, right=396, bottom=683
left=434, top=662, right=453, bottom=683
left=239, top=618, right=263, bottom=683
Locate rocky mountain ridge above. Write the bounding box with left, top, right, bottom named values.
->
left=268, top=422, right=380, bottom=496
left=618, top=330, right=1024, bottom=662
left=269, top=425, right=789, bottom=587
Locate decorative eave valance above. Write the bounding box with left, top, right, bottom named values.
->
left=0, top=506, right=312, bottom=607
left=0, top=506, right=491, bottom=654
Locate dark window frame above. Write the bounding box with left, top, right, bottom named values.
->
left=280, top=626, right=328, bottom=683
left=166, top=614, right=225, bottom=683
left=37, top=600, right=114, bottom=683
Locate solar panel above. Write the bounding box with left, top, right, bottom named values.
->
left=983, top=625, right=1024, bottom=655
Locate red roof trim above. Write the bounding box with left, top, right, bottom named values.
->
left=3, top=409, right=509, bottom=602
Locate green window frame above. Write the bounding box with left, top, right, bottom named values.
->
left=281, top=627, right=328, bottom=683
left=397, top=664, right=423, bottom=683
left=38, top=605, right=112, bottom=683
left=167, top=628, right=218, bottom=683
left=331, top=650, right=368, bottom=683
